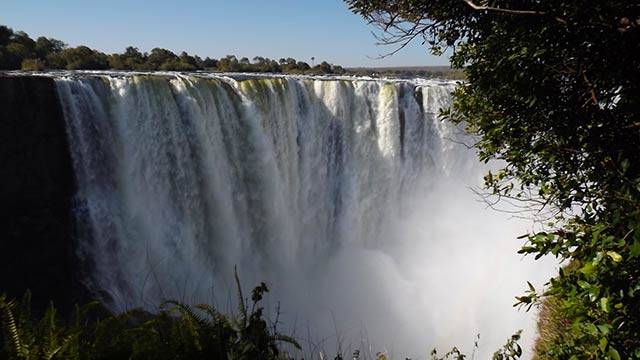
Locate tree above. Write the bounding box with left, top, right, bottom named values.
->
left=296, top=61, right=310, bottom=71
left=117, top=46, right=147, bottom=70
left=35, top=37, right=66, bottom=59
left=4, top=43, right=32, bottom=69
left=46, top=51, right=67, bottom=69
left=217, top=55, right=240, bottom=72
left=146, top=48, right=178, bottom=70
left=318, top=61, right=332, bottom=73
left=49, top=46, right=108, bottom=70
left=179, top=51, right=198, bottom=69
left=0, top=23, right=347, bottom=75
left=332, top=65, right=345, bottom=75
left=202, top=57, right=218, bottom=69
left=10, top=31, right=35, bottom=51
left=347, top=0, right=640, bottom=358
left=193, top=55, right=204, bottom=69
left=0, top=25, right=14, bottom=46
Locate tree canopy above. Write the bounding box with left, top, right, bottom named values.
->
left=347, top=0, right=640, bottom=358
left=0, top=25, right=344, bottom=74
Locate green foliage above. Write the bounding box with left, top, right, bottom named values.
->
left=533, top=294, right=572, bottom=359
left=0, top=291, right=95, bottom=360
left=347, top=0, right=640, bottom=358
left=34, top=37, right=66, bottom=59
left=1, top=276, right=299, bottom=359
left=52, top=46, right=109, bottom=70
left=0, top=23, right=343, bottom=74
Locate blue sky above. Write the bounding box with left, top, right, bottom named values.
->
left=2, top=0, right=449, bottom=67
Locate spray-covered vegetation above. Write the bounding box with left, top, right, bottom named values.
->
left=347, top=0, right=640, bottom=358
left=1, top=290, right=530, bottom=360
left=0, top=271, right=300, bottom=360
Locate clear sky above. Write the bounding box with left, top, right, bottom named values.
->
left=1, top=0, right=449, bottom=67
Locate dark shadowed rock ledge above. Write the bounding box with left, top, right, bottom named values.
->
left=0, top=75, right=85, bottom=314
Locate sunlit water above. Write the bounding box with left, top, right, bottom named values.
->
left=51, top=71, right=556, bottom=359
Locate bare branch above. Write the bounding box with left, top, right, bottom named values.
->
left=462, top=0, right=545, bottom=16
left=462, top=0, right=567, bottom=23
left=443, top=135, right=476, bottom=149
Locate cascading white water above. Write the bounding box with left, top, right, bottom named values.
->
left=54, top=72, right=553, bottom=359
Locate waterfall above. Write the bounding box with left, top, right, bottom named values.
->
left=54, top=72, right=552, bottom=358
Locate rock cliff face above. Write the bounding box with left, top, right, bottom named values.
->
left=0, top=75, right=82, bottom=313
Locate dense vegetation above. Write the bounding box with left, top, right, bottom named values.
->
left=347, top=66, right=465, bottom=80
left=0, top=272, right=301, bottom=360
left=0, top=25, right=344, bottom=74
left=347, top=0, right=640, bottom=358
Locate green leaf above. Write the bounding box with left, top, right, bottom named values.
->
left=621, top=159, right=630, bottom=173
left=589, top=286, right=601, bottom=302
left=600, top=297, right=610, bottom=313
left=593, top=252, right=604, bottom=265
left=597, top=324, right=611, bottom=335
left=584, top=323, right=598, bottom=336
left=599, top=337, right=608, bottom=352
left=606, top=251, right=622, bottom=263
left=630, top=240, right=640, bottom=259
left=578, top=280, right=591, bottom=289
left=579, top=261, right=595, bottom=275
left=608, top=347, right=621, bottom=360
left=527, top=281, right=535, bottom=292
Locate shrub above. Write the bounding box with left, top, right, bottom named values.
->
left=20, top=58, right=44, bottom=71
left=0, top=270, right=299, bottom=360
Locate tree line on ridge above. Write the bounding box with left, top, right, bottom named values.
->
left=0, top=25, right=345, bottom=74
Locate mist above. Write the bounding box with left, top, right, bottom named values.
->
left=55, top=72, right=557, bottom=359
left=254, top=154, right=557, bottom=359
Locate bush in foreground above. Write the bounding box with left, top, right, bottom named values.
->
left=0, top=271, right=299, bottom=360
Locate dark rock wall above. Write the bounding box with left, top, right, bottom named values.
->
left=0, top=75, right=82, bottom=313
